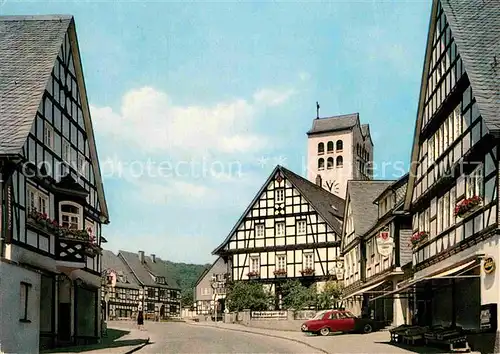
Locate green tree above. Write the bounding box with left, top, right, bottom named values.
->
left=316, top=281, right=344, bottom=310
left=281, top=280, right=316, bottom=310
left=226, top=281, right=272, bottom=312
left=181, top=289, right=194, bottom=308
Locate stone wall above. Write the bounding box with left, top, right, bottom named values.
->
left=223, top=310, right=317, bottom=332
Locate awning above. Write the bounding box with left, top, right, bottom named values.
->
left=369, top=257, right=482, bottom=302
left=343, top=280, right=386, bottom=300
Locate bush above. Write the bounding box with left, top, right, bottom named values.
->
left=226, top=281, right=273, bottom=312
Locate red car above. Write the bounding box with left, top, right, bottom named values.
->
left=301, top=310, right=384, bottom=336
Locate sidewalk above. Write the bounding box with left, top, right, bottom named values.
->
left=187, top=321, right=469, bottom=354
left=42, top=327, right=149, bottom=354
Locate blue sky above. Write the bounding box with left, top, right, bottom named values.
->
left=3, top=0, right=431, bottom=264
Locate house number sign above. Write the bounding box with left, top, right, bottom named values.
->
left=484, top=257, right=495, bottom=274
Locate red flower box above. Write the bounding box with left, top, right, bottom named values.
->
left=273, top=269, right=287, bottom=276
left=300, top=268, right=315, bottom=276
left=411, top=231, right=428, bottom=247
left=454, top=196, right=482, bottom=217
left=247, top=271, right=260, bottom=278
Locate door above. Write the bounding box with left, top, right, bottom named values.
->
left=326, top=311, right=345, bottom=332
left=58, top=303, right=71, bottom=342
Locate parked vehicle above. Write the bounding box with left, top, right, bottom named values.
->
left=300, top=310, right=387, bottom=336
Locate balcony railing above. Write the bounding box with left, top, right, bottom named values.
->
left=27, top=209, right=101, bottom=261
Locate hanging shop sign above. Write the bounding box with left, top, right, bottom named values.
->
left=376, top=227, right=393, bottom=258
left=483, top=256, right=495, bottom=274
left=480, top=303, right=497, bottom=332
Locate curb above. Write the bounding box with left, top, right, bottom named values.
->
left=123, top=337, right=150, bottom=354
left=187, top=322, right=330, bottom=354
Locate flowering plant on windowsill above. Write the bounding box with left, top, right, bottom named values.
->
left=454, top=196, right=482, bottom=218
left=411, top=231, right=428, bottom=247
left=28, top=209, right=93, bottom=243
left=273, top=269, right=287, bottom=276
left=300, top=268, right=315, bottom=276
left=247, top=271, right=260, bottom=278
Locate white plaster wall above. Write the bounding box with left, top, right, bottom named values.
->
left=307, top=131, right=354, bottom=199
left=0, top=261, right=41, bottom=354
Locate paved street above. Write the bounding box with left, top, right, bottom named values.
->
left=135, top=322, right=321, bottom=353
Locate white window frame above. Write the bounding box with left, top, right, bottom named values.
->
left=466, top=164, right=483, bottom=199
left=59, top=201, right=83, bottom=230
left=62, top=139, right=71, bottom=164
left=303, top=252, right=314, bottom=269
left=276, top=255, right=286, bottom=270
left=77, top=153, right=85, bottom=175
left=276, top=222, right=285, bottom=236
left=297, top=220, right=306, bottom=235
left=44, top=125, right=54, bottom=150
left=255, top=224, right=265, bottom=238
left=27, top=185, right=49, bottom=214
left=276, top=188, right=284, bottom=203
left=250, top=256, right=260, bottom=273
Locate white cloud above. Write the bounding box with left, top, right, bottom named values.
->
left=253, top=88, right=296, bottom=107
left=299, top=72, right=310, bottom=81
left=91, top=86, right=294, bottom=156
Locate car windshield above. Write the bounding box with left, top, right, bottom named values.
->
left=312, top=311, right=327, bottom=320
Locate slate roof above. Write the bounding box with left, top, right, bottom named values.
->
left=101, top=250, right=140, bottom=289
left=360, top=124, right=370, bottom=138
left=0, top=15, right=72, bottom=154
left=346, top=180, right=394, bottom=238
left=143, top=255, right=181, bottom=290
left=441, top=0, right=500, bottom=131
left=119, top=250, right=168, bottom=289
left=213, top=165, right=345, bottom=254
left=307, top=113, right=359, bottom=135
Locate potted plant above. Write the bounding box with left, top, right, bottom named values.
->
left=273, top=269, right=287, bottom=277
left=454, top=196, right=482, bottom=218
left=411, top=231, right=428, bottom=248
left=300, top=268, right=315, bottom=276
left=247, top=271, right=260, bottom=279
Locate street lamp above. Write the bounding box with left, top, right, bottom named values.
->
left=210, top=275, right=218, bottom=322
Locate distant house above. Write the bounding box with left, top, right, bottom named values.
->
left=341, top=176, right=412, bottom=326
left=0, top=15, right=110, bottom=353
left=101, top=250, right=141, bottom=320
left=212, top=165, right=345, bottom=309
left=194, top=257, right=228, bottom=316
left=118, top=251, right=181, bottom=319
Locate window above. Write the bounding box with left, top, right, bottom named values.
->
left=20, top=282, right=31, bottom=322
left=77, top=153, right=85, bottom=175
left=27, top=186, right=49, bottom=214
left=297, top=220, right=306, bottom=234
left=318, top=158, right=325, bottom=170
left=255, top=224, right=265, bottom=238
left=336, top=140, right=343, bottom=151
left=336, top=156, right=343, bottom=168
left=303, top=253, right=314, bottom=269
left=467, top=164, right=483, bottom=198
left=327, top=141, right=334, bottom=153
left=250, top=257, right=260, bottom=273
left=59, top=202, right=82, bottom=230
left=147, top=288, right=155, bottom=298
left=44, top=125, right=54, bottom=149
left=318, top=142, right=324, bottom=155
left=327, top=157, right=334, bottom=169
left=62, top=139, right=71, bottom=163
left=276, top=188, right=284, bottom=203
left=276, top=255, right=286, bottom=270
left=276, top=222, right=285, bottom=236
left=454, top=105, right=462, bottom=140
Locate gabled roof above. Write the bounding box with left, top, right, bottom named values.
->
left=0, top=15, right=109, bottom=222
left=405, top=0, right=500, bottom=209
left=212, top=165, right=345, bottom=255
left=194, top=256, right=226, bottom=287
left=119, top=250, right=164, bottom=288
left=143, top=255, right=181, bottom=290
left=441, top=0, right=500, bottom=131
left=373, top=173, right=409, bottom=204
left=101, top=250, right=140, bottom=289
left=343, top=180, right=394, bottom=240
left=307, top=113, right=359, bottom=135
left=0, top=15, right=71, bottom=154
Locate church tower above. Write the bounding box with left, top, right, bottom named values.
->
left=306, top=113, right=374, bottom=199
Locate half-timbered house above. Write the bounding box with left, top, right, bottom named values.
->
left=212, top=165, right=345, bottom=309
left=0, top=15, right=110, bottom=353
left=374, top=1, right=500, bottom=351
left=118, top=251, right=181, bottom=320
left=342, top=177, right=412, bottom=327
left=101, top=250, right=141, bottom=321
left=194, top=257, right=228, bottom=316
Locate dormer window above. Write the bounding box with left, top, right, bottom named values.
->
left=156, top=277, right=165, bottom=284
left=59, top=201, right=83, bottom=230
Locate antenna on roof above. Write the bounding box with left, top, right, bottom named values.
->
left=316, top=102, right=320, bottom=119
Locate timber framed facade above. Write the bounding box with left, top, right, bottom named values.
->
left=213, top=165, right=345, bottom=309
left=0, top=15, right=110, bottom=353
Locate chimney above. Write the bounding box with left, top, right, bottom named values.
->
left=151, top=254, right=156, bottom=263
left=138, top=251, right=144, bottom=263
left=315, top=174, right=322, bottom=187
